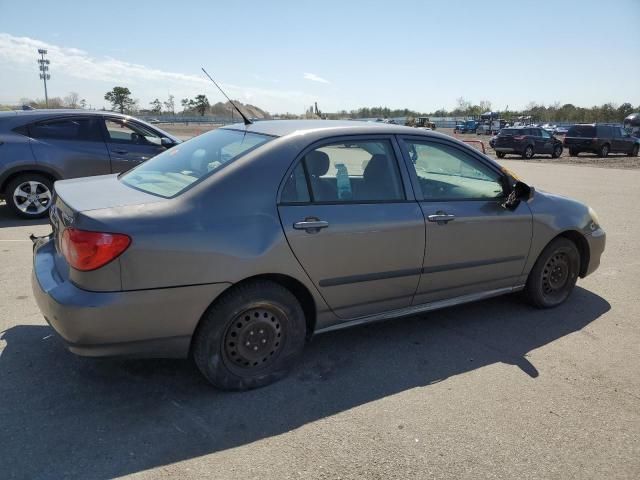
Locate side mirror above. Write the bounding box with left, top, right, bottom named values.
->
left=161, top=137, right=175, bottom=147
left=502, top=181, right=534, bottom=210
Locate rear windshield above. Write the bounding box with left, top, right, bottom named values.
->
left=567, top=125, right=596, bottom=137
left=121, top=128, right=273, bottom=197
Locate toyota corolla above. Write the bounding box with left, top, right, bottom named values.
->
left=32, top=120, right=605, bottom=390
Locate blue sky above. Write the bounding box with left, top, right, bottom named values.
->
left=1, top=0, right=639, bottom=113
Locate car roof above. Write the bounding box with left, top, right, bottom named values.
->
left=221, top=119, right=448, bottom=139
left=0, top=109, right=133, bottom=119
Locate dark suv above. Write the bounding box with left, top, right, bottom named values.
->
left=492, top=127, right=563, bottom=160
left=0, top=110, right=180, bottom=218
left=563, top=124, right=640, bottom=157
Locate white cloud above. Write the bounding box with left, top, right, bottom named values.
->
left=0, top=33, right=316, bottom=112
left=303, top=72, right=330, bottom=84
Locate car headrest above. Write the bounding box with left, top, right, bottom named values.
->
left=363, top=154, right=388, bottom=179
left=305, top=150, right=330, bottom=177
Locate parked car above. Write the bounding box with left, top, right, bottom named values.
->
left=32, top=120, right=605, bottom=390
left=454, top=120, right=478, bottom=134
left=492, top=126, right=563, bottom=159
left=0, top=110, right=180, bottom=218
left=563, top=124, right=640, bottom=157
left=554, top=125, right=570, bottom=135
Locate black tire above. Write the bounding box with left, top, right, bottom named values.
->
left=551, top=145, right=563, bottom=159
left=192, top=280, right=307, bottom=390
left=525, top=237, right=580, bottom=309
left=628, top=144, right=639, bottom=157
left=5, top=174, right=54, bottom=219
left=522, top=145, right=534, bottom=160
left=496, top=152, right=506, bottom=159
left=598, top=143, right=610, bottom=158
left=569, top=149, right=579, bottom=157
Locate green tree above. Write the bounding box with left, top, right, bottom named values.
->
left=104, top=87, right=134, bottom=113
left=149, top=98, right=162, bottom=114
left=618, top=102, right=634, bottom=121
left=192, top=94, right=210, bottom=116
left=163, top=95, right=175, bottom=115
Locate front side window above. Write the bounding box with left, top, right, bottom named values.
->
left=29, top=117, right=102, bottom=141
left=541, top=129, right=551, bottom=139
left=404, top=140, right=504, bottom=201
left=121, top=128, right=272, bottom=197
left=292, top=140, right=404, bottom=203
left=105, top=119, right=162, bottom=145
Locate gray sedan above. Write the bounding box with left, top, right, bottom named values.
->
left=31, top=120, right=605, bottom=390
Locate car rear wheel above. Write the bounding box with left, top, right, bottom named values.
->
left=629, top=144, right=639, bottom=157
left=599, top=144, right=610, bottom=157
left=6, top=174, right=54, bottom=219
left=525, top=237, right=580, bottom=309
left=496, top=152, right=506, bottom=159
left=551, top=145, right=563, bottom=158
left=192, top=280, right=306, bottom=390
left=522, top=145, right=534, bottom=160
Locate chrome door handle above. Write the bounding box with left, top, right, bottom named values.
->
left=293, top=220, right=329, bottom=231
left=112, top=149, right=128, bottom=155
left=427, top=213, right=456, bottom=224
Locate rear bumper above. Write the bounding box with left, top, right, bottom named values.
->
left=32, top=238, right=231, bottom=358
left=584, top=228, right=606, bottom=277
left=494, top=147, right=519, bottom=153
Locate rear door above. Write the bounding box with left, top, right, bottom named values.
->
left=278, top=136, right=425, bottom=319
left=28, top=116, right=111, bottom=178
left=399, top=136, right=532, bottom=304
left=101, top=117, right=166, bottom=172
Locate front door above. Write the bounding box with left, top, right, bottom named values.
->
left=539, top=128, right=555, bottom=154
left=399, top=137, right=532, bottom=304
left=278, top=137, right=425, bottom=319
left=102, top=118, right=166, bottom=172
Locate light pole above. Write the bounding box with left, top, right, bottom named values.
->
left=37, top=49, right=50, bottom=108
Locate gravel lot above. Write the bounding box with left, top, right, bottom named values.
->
left=0, top=160, right=638, bottom=479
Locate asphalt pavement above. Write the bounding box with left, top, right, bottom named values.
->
left=0, top=160, right=638, bottom=479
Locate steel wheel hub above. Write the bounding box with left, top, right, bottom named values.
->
left=13, top=181, right=51, bottom=214
left=542, top=253, right=569, bottom=294
left=224, top=308, right=283, bottom=369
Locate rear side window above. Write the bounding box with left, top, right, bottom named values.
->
left=596, top=125, right=613, bottom=137
left=281, top=140, right=404, bottom=203
left=499, top=128, right=523, bottom=136
left=121, top=128, right=272, bottom=198
left=29, top=118, right=103, bottom=141
left=567, top=125, right=596, bottom=137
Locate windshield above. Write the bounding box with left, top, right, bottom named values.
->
left=567, top=125, right=596, bottom=137
left=121, top=128, right=273, bottom=197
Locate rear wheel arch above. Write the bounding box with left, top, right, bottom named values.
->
left=189, top=273, right=316, bottom=356
left=0, top=168, right=59, bottom=195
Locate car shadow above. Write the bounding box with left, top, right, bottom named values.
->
left=0, top=202, right=49, bottom=228
left=0, top=287, right=609, bottom=479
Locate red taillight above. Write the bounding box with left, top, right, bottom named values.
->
left=61, top=228, right=131, bottom=271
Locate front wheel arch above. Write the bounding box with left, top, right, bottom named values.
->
left=536, top=231, right=590, bottom=278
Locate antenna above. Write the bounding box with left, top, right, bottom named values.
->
left=201, top=68, right=252, bottom=126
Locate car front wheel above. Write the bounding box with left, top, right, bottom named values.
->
left=629, top=144, right=639, bottom=157
left=551, top=145, right=563, bottom=158
left=6, top=174, right=54, bottom=219
left=496, top=152, right=506, bottom=159
left=522, top=145, right=534, bottom=159
left=525, top=237, right=580, bottom=308
left=193, top=280, right=306, bottom=390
